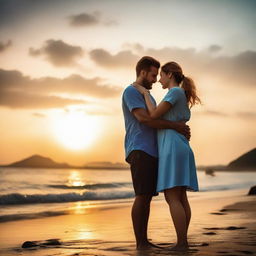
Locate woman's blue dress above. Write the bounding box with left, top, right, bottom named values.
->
left=157, top=87, right=199, bottom=192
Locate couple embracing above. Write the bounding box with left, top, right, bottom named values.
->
left=122, top=56, right=201, bottom=252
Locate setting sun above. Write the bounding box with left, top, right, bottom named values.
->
left=51, top=111, right=101, bottom=150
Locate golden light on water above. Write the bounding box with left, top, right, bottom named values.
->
left=73, top=202, right=86, bottom=214
left=67, top=171, right=85, bottom=187
left=51, top=111, right=101, bottom=150
left=70, top=201, right=94, bottom=215
left=70, top=202, right=96, bottom=240
left=76, top=230, right=94, bottom=240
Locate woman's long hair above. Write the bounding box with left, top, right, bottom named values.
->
left=161, top=62, right=201, bottom=108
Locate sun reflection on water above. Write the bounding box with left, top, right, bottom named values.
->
left=73, top=202, right=87, bottom=214
left=76, top=230, right=94, bottom=240
left=67, top=171, right=85, bottom=187
left=66, top=171, right=93, bottom=214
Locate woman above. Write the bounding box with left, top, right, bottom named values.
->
left=133, top=61, right=201, bottom=251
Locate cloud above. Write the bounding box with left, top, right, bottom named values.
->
left=103, top=19, right=118, bottom=26
left=29, top=47, right=41, bottom=56
left=0, top=40, right=12, bottom=53
left=0, top=91, right=85, bottom=109
left=89, top=49, right=139, bottom=68
left=85, top=109, right=112, bottom=115
left=235, top=111, right=256, bottom=119
left=0, top=69, right=122, bottom=109
left=195, top=50, right=256, bottom=87
left=202, top=110, right=228, bottom=116
left=71, top=107, right=113, bottom=116
left=68, top=12, right=99, bottom=27
left=208, top=44, right=222, bottom=53
left=68, top=11, right=118, bottom=27
left=196, top=110, right=256, bottom=120
left=122, top=43, right=144, bottom=53
left=145, top=47, right=256, bottom=86
left=33, top=112, right=46, bottom=118
left=29, top=39, right=83, bottom=67
left=90, top=45, right=256, bottom=87
left=90, top=46, right=198, bottom=70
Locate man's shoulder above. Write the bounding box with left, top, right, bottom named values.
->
left=123, top=84, right=141, bottom=97
left=123, top=84, right=135, bottom=93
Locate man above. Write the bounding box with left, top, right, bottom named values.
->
left=122, top=56, right=190, bottom=250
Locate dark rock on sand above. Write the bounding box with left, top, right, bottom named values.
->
left=22, top=241, right=39, bottom=248
left=203, top=232, right=217, bottom=235
left=42, top=239, right=61, bottom=245
left=219, top=208, right=238, bottom=212
left=204, top=226, right=246, bottom=231
left=248, top=186, right=256, bottom=195
left=226, top=226, right=246, bottom=230
left=22, top=239, right=61, bottom=248
left=210, top=212, right=227, bottom=215
left=237, top=250, right=254, bottom=254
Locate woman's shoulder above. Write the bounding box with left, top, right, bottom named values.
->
left=166, top=86, right=184, bottom=97
left=170, top=86, right=183, bottom=92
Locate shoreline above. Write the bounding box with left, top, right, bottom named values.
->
left=0, top=188, right=255, bottom=255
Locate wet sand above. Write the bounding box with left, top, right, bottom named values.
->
left=0, top=188, right=255, bottom=256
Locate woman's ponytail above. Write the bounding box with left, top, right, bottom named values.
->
left=181, top=76, right=201, bottom=108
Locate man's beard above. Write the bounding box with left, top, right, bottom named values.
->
left=141, top=78, right=152, bottom=89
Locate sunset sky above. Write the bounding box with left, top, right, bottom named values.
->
left=0, top=0, right=255, bottom=166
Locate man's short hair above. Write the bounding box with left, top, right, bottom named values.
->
left=136, top=56, right=160, bottom=77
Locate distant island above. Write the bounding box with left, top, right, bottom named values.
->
left=0, top=154, right=129, bottom=170
left=226, top=148, right=256, bottom=170
left=6, top=155, right=71, bottom=169
left=0, top=148, right=255, bottom=171
left=197, top=148, right=256, bottom=172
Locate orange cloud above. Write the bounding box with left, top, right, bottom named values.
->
left=0, top=69, right=122, bottom=109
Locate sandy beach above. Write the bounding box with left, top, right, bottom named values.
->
left=0, top=188, right=255, bottom=256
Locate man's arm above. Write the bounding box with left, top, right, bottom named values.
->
left=132, top=108, right=190, bottom=140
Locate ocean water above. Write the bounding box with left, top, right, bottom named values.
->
left=0, top=167, right=255, bottom=223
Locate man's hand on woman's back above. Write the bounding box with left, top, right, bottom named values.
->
left=174, top=122, right=191, bottom=141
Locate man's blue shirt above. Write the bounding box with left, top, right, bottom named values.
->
left=122, top=85, right=158, bottom=161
